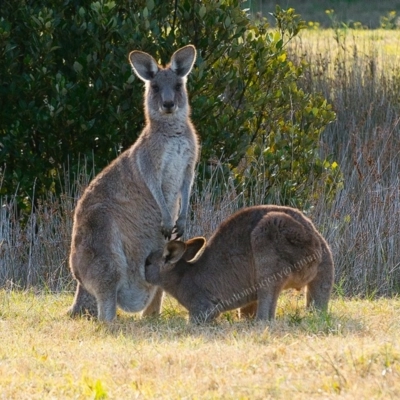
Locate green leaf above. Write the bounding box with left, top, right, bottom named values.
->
left=199, top=5, right=206, bottom=19
left=146, top=0, right=154, bottom=11
left=73, top=61, right=83, bottom=73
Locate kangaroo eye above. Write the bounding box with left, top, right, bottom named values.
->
left=175, top=83, right=182, bottom=91
left=151, top=84, right=159, bottom=93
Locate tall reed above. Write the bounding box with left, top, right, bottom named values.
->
left=289, top=29, right=400, bottom=296
left=0, top=160, right=95, bottom=291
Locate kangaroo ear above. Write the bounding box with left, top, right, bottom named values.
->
left=161, top=240, right=186, bottom=271
left=184, top=237, right=206, bottom=264
left=170, top=45, right=196, bottom=77
left=129, top=50, right=159, bottom=81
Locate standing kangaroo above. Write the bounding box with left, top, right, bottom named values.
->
left=145, top=205, right=334, bottom=323
left=68, top=45, right=199, bottom=321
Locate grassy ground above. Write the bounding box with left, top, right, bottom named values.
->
left=0, top=290, right=399, bottom=399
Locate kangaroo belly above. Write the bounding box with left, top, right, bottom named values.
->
left=117, top=277, right=156, bottom=312
left=283, top=262, right=319, bottom=290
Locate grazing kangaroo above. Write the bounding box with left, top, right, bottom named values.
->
left=145, top=205, right=334, bottom=323
left=68, top=45, right=199, bottom=321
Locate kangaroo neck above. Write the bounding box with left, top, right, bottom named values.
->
left=147, top=118, right=188, bottom=137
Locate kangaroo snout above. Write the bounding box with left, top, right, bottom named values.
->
left=162, top=100, right=175, bottom=113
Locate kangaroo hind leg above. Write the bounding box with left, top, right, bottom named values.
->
left=142, top=287, right=164, bottom=316
left=68, top=282, right=97, bottom=318
left=306, top=242, right=334, bottom=311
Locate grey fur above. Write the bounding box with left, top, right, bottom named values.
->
left=145, top=205, right=334, bottom=323
left=68, top=45, right=199, bottom=321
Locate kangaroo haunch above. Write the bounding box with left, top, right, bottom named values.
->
left=69, top=45, right=199, bottom=321
left=145, top=205, right=334, bottom=323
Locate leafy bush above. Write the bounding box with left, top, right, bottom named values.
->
left=380, top=11, right=399, bottom=29
left=0, top=0, right=339, bottom=210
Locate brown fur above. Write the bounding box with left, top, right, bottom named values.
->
left=145, top=205, right=334, bottom=323
left=69, top=45, right=199, bottom=321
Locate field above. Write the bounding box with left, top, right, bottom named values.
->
left=1, top=291, right=399, bottom=399
left=1, top=7, right=400, bottom=399
left=253, top=0, right=400, bottom=29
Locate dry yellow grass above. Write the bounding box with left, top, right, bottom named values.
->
left=290, top=29, right=400, bottom=76
left=0, top=290, right=399, bottom=399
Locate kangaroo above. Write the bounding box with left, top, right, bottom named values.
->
left=68, top=45, right=199, bottom=321
left=145, top=205, right=334, bottom=323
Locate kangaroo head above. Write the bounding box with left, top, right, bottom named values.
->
left=145, top=237, right=206, bottom=286
left=164, top=237, right=206, bottom=266
left=128, top=45, right=196, bottom=119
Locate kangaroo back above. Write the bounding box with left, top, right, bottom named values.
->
left=251, top=211, right=319, bottom=264
left=259, top=211, right=311, bottom=245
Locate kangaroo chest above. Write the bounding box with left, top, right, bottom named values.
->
left=160, top=135, right=193, bottom=190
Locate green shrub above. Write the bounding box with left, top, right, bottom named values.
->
left=380, top=11, right=399, bottom=29
left=0, top=0, right=339, bottom=210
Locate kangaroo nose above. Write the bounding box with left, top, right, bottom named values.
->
left=163, top=101, right=175, bottom=112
